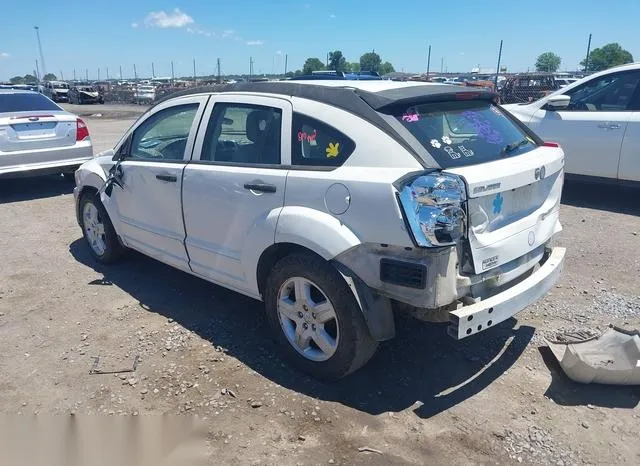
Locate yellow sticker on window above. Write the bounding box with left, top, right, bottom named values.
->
left=326, top=142, right=340, bottom=158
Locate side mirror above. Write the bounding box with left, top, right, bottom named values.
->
left=544, top=94, right=571, bottom=111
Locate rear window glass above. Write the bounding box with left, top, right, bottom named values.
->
left=0, top=93, right=62, bottom=112
left=392, top=100, right=536, bottom=168
left=292, top=113, right=355, bottom=167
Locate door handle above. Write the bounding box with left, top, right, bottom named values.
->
left=156, top=174, right=177, bottom=182
left=243, top=182, right=277, bottom=193
left=597, top=123, right=621, bottom=130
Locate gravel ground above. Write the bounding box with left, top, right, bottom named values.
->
left=0, top=108, right=639, bottom=464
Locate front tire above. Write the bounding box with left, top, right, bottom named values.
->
left=79, top=192, right=124, bottom=264
left=265, top=253, right=378, bottom=379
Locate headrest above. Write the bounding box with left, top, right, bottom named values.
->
left=246, top=110, right=272, bottom=142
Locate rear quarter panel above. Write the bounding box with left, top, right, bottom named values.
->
left=278, top=98, right=422, bottom=258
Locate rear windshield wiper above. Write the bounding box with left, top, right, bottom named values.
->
left=502, top=139, right=530, bottom=154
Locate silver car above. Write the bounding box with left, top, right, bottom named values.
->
left=0, top=90, right=93, bottom=178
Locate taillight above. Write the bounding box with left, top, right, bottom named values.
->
left=543, top=141, right=560, bottom=148
left=76, top=118, right=89, bottom=141
left=397, top=172, right=467, bottom=247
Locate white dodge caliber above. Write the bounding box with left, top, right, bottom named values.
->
left=74, top=81, right=566, bottom=379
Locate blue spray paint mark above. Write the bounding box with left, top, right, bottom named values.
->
left=493, top=193, right=504, bottom=215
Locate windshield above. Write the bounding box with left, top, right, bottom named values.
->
left=0, top=92, right=62, bottom=113
left=392, top=100, right=537, bottom=168
left=53, top=83, right=69, bottom=89
left=80, top=86, right=96, bottom=92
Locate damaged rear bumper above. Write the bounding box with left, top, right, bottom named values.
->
left=448, top=247, right=566, bottom=340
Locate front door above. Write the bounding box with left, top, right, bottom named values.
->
left=182, top=95, right=292, bottom=297
left=110, top=96, right=208, bottom=270
left=531, top=69, right=640, bottom=180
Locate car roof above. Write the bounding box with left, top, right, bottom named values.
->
left=162, top=79, right=483, bottom=107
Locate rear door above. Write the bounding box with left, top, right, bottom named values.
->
left=182, top=95, right=291, bottom=296
left=530, top=69, right=640, bottom=180
left=108, top=96, right=208, bottom=271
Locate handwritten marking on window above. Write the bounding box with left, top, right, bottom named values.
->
left=401, top=112, right=420, bottom=122
left=444, top=146, right=461, bottom=159
left=458, top=145, right=474, bottom=157
left=326, top=142, right=340, bottom=158
left=461, top=110, right=504, bottom=145
left=298, top=129, right=317, bottom=143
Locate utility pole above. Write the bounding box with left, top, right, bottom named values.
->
left=119, top=65, right=123, bottom=81
left=193, top=59, right=196, bottom=85
left=495, top=39, right=503, bottom=88
left=35, top=60, right=40, bottom=81
left=97, top=68, right=100, bottom=81
left=171, top=61, right=175, bottom=84
left=60, top=70, right=64, bottom=80
left=133, top=64, right=137, bottom=81
left=441, top=57, right=444, bottom=73
left=106, top=67, right=109, bottom=81
left=216, top=58, right=221, bottom=82
left=73, top=69, right=76, bottom=81
left=284, top=54, right=288, bottom=75
left=151, top=62, right=155, bottom=78
left=34, top=26, right=47, bottom=77
left=426, top=44, right=431, bottom=78
left=85, top=69, right=88, bottom=82
left=249, top=57, right=253, bottom=80
left=584, top=33, right=592, bottom=74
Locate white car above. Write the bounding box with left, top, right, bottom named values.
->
left=0, top=90, right=93, bottom=178
left=504, top=63, right=640, bottom=184
left=134, top=85, right=156, bottom=103
left=73, top=81, right=565, bottom=379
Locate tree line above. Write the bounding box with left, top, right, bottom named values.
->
left=535, top=42, right=633, bottom=73
left=9, top=73, right=57, bottom=84
left=286, top=50, right=396, bottom=78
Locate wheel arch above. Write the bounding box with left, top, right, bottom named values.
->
left=256, top=242, right=323, bottom=297
left=256, top=242, right=395, bottom=342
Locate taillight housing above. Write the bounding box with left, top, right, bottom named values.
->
left=397, top=172, right=467, bottom=247
left=76, top=118, right=89, bottom=141
left=543, top=141, right=560, bottom=148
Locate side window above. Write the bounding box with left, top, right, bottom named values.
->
left=201, top=103, right=282, bottom=165
left=129, top=104, right=198, bottom=161
left=565, top=71, right=640, bottom=112
left=291, top=113, right=356, bottom=167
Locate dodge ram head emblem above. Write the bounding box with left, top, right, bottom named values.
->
left=535, top=165, right=546, bottom=181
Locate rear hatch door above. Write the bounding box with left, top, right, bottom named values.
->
left=380, top=93, right=564, bottom=273
left=446, top=146, right=564, bottom=273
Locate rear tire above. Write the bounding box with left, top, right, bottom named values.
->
left=264, top=253, right=378, bottom=379
left=79, top=191, right=124, bottom=264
